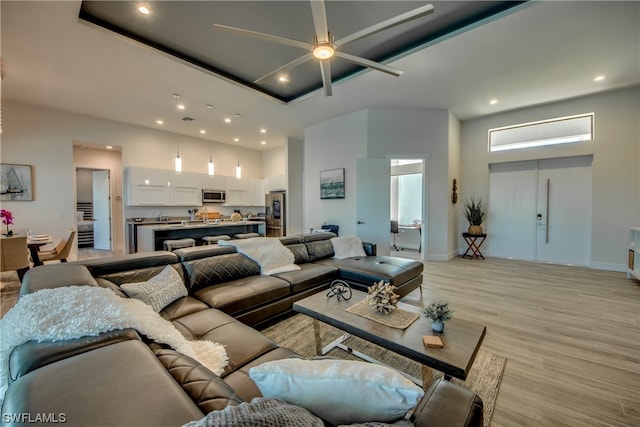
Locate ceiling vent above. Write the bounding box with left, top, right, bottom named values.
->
left=182, top=116, right=196, bottom=122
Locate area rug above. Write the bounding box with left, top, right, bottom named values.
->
left=260, top=313, right=506, bottom=427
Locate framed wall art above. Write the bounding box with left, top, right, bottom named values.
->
left=1, top=164, right=33, bottom=201
left=320, top=168, right=345, bottom=200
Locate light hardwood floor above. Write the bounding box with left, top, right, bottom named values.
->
left=2, top=253, right=638, bottom=426
left=400, top=256, right=640, bottom=427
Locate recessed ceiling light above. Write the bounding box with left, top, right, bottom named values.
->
left=224, top=118, right=231, bottom=123
left=137, top=5, right=150, bottom=15
left=233, top=138, right=239, bottom=142
left=489, top=99, right=498, bottom=105
left=177, top=104, right=185, bottom=110
left=105, top=145, right=113, bottom=150
left=200, top=130, right=206, bottom=134
left=261, top=141, right=266, bottom=145
left=278, top=76, right=289, bottom=83
left=156, top=119, right=164, bottom=125
left=594, top=75, right=605, bottom=82
left=260, top=128, right=266, bottom=133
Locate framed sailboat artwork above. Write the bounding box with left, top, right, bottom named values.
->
left=1, top=164, right=33, bottom=201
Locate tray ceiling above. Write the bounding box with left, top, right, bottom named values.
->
left=79, top=1, right=523, bottom=103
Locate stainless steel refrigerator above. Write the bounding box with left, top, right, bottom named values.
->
left=265, top=192, right=286, bottom=237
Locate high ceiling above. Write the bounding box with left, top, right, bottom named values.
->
left=2, top=1, right=639, bottom=151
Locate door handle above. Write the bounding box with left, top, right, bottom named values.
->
left=357, top=221, right=365, bottom=224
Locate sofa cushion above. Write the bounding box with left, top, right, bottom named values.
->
left=155, top=348, right=244, bottom=413
left=249, top=358, right=424, bottom=425
left=2, top=340, right=204, bottom=427
left=8, top=329, right=141, bottom=383
left=182, top=253, right=260, bottom=292
left=317, top=255, right=423, bottom=288
left=168, top=308, right=281, bottom=378
left=78, top=251, right=179, bottom=277
left=174, top=245, right=236, bottom=262
left=160, top=296, right=210, bottom=321
left=285, top=243, right=311, bottom=264
left=21, top=264, right=97, bottom=296
left=93, top=262, right=186, bottom=288
left=121, top=265, right=188, bottom=312
left=305, top=239, right=335, bottom=261
left=192, top=275, right=290, bottom=316
left=274, top=263, right=338, bottom=294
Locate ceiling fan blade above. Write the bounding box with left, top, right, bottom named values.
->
left=335, top=51, right=403, bottom=77
left=310, top=0, right=330, bottom=42
left=335, top=4, right=435, bottom=47
left=319, top=60, right=333, bottom=96
left=213, top=24, right=310, bottom=50
left=254, top=54, right=313, bottom=84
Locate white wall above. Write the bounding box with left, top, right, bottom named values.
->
left=304, top=110, right=368, bottom=237
left=262, top=146, right=286, bottom=178
left=460, top=87, right=640, bottom=271
left=2, top=100, right=265, bottom=256
left=304, top=107, right=457, bottom=259
left=286, top=137, right=304, bottom=235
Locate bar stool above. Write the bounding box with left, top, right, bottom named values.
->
left=163, top=238, right=196, bottom=251
left=202, top=235, right=231, bottom=245
left=234, top=232, right=260, bottom=239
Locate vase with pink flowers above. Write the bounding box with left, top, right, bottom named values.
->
left=1, top=209, right=14, bottom=236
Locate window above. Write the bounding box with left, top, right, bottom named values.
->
left=489, top=113, right=594, bottom=152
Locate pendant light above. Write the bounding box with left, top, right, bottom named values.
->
left=206, top=105, right=214, bottom=176
left=208, top=149, right=215, bottom=176
left=235, top=160, right=242, bottom=179
left=175, top=146, right=182, bottom=173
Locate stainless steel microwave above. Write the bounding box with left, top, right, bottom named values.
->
left=202, top=189, right=226, bottom=203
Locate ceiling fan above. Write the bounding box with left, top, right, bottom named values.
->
left=213, top=1, right=434, bottom=96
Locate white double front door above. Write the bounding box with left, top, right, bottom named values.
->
left=487, top=155, right=592, bottom=266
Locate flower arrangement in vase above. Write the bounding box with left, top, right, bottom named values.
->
left=1, top=209, right=14, bottom=236
left=422, top=301, right=453, bottom=332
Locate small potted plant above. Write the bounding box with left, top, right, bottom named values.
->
left=463, top=197, right=487, bottom=235
left=423, top=301, right=453, bottom=332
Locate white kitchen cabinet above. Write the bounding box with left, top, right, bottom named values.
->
left=201, top=174, right=226, bottom=190
left=247, top=179, right=265, bottom=206
left=168, top=171, right=201, bottom=206
left=267, top=174, right=286, bottom=192
left=225, top=176, right=246, bottom=191
left=125, top=167, right=170, bottom=206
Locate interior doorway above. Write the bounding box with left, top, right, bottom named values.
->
left=487, top=155, right=592, bottom=265
left=390, top=159, right=424, bottom=259
left=76, top=168, right=112, bottom=251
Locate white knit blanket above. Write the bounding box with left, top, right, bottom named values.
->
left=220, top=237, right=300, bottom=275
left=0, top=286, right=228, bottom=399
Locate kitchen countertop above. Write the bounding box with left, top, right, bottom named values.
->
left=139, top=220, right=265, bottom=231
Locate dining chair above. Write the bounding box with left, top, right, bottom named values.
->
left=1, top=235, right=30, bottom=281
left=38, top=229, right=76, bottom=263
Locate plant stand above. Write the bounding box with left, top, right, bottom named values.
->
left=462, top=232, right=487, bottom=259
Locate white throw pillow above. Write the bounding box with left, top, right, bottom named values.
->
left=121, top=265, right=187, bottom=312
left=331, top=236, right=367, bottom=259
left=248, top=358, right=424, bottom=425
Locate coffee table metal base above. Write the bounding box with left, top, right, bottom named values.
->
left=312, top=319, right=425, bottom=385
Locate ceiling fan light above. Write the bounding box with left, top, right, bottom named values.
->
left=313, top=44, right=335, bottom=60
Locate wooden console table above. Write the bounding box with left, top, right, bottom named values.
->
left=462, top=233, right=486, bottom=260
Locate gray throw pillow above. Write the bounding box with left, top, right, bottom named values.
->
left=121, top=265, right=187, bottom=312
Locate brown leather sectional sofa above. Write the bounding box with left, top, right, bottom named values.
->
left=1, top=232, right=483, bottom=427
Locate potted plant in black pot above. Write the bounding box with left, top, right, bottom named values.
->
left=463, top=197, right=487, bottom=235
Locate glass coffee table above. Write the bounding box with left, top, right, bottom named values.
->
left=293, top=289, right=485, bottom=383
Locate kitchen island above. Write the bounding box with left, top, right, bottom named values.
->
left=137, top=221, right=265, bottom=252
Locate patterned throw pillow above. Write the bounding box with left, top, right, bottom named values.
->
left=121, top=265, right=187, bottom=312
left=331, top=236, right=367, bottom=259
